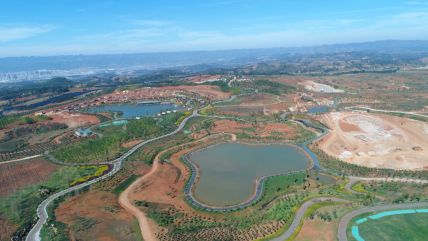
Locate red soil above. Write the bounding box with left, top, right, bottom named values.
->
left=56, top=191, right=138, bottom=241
left=338, top=120, right=361, bottom=132
left=48, top=112, right=100, bottom=128
left=0, top=158, right=59, bottom=196
left=122, top=139, right=142, bottom=149
left=0, top=216, right=18, bottom=241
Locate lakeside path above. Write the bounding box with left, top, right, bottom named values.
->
left=118, top=133, right=229, bottom=241
left=25, top=110, right=198, bottom=241
left=337, top=202, right=428, bottom=241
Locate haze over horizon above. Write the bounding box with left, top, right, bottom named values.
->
left=1, top=0, right=428, bottom=57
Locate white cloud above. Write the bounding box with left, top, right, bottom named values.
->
left=0, top=25, right=54, bottom=42
left=1, top=11, right=428, bottom=56
left=406, top=1, right=428, bottom=5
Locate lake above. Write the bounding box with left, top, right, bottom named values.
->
left=87, top=103, right=182, bottom=118
left=189, top=143, right=311, bottom=206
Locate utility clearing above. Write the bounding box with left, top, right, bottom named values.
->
left=319, top=112, right=428, bottom=170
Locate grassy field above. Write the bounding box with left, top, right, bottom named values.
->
left=0, top=115, right=51, bottom=129
left=0, top=166, right=103, bottom=238
left=349, top=213, right=428, bottom=241
left=53, top=113, right=185, bottom=164
left=112, top=174, right=139, bottom=195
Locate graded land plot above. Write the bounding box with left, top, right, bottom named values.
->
left=319, top=112, right=428, bottom=170
left=47, top=111, right=100, bottom=128
left=56, top=190, right=143, bottom=241
left=301, top=80, right=344, bottom=93
left=0, top=158, right=59, bottom=196
left=101, top=84, right=231, bottom=102
left=295, top=203, right=352, bottom=241
left=215, top=93, right=293, bottom=116
left=0, top=164, right=107, bottom=240
left=194, top=118, right=315, bottom=143
left=267, top=72, right=428, bottom=111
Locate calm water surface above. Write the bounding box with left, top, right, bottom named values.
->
left=189, top=143, right=311, bottom=206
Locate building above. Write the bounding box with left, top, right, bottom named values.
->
left=74, top=128, right=92, bottom=137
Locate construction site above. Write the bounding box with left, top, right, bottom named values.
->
left=319, top=111, right=428, bottom=170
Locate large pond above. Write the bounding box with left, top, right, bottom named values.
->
left=87, top=103, right=182, bottom=118
left=189, top=143, right=311, bottom=206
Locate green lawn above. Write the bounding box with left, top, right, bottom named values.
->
left=0, top=166, right=102, bottom=233
left=350, top=213, right=428, bottom=241
left=53, top=113, right=184, bottom=164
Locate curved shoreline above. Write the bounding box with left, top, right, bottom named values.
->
left=179, top=118, right=330, bottom=211
left=181, top=141, right=313, bottom=212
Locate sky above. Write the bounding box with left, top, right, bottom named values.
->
left=1, top=0, right=428, bottom=57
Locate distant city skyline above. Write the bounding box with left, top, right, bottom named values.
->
left=1, top=0, right=428, bottom=57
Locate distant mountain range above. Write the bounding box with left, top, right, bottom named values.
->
left=0, top=40, right=428, bottom=82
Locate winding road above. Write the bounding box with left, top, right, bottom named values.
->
left=25, top=110, right=198, bottom=241
left=118, top=133, right=229, bottom=241
left=24, top=104, right=428, bottom=241
left=271, top=197, right=347, bottom=241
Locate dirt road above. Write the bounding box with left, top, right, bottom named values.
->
left=118, top=159, right=159, bottom=241
left=118, top=133, right=229, bottom=241
left=26, top=110, right=198, bottom=241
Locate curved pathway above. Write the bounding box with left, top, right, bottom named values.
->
left=26, top=110, right=198, bottom=241
left=345, top=106, right=428, bottom=119
left=118, top=133, right=228, bottom=241
left=0, top=154, right=42, bottom=165
left=337, top=202, right=428, bottom=241
left=271, top=197, right=347, bottom=241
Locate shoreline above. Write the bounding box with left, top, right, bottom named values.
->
left=181, top=140, right=316, bottom=211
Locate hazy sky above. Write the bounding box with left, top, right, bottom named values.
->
left=1, top=0, right=428, bottom=57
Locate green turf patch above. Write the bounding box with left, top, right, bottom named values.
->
left=112, top=174, right=139, bottom=195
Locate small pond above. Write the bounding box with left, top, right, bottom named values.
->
left=307, top=105, right=330, bottom=114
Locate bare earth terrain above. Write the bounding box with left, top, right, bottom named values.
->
left=56, top=191, right=140, bottom=241
left=319, top=112, right=428, bottom=170
left=48, top=111, right=100, bottom=128
left=0, top=158, right=59, bottom=196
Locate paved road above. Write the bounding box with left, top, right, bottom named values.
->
left=119, top=133, right=227, bottom=241
left=26, top=110, right=198, bottom=241
left=345, top=176, right=428, bottom=194
left=346, top=106, right=428, bottom=118
left=0, top=154, right=42, bottom=165
left=271, top=197, right=347, bottom=241
left=337, top=202, right=428, bottom=241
